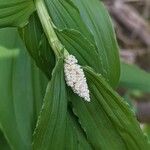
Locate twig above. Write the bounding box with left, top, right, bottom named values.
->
left=120, top=49, right=147, bottom=64
left=108, top=1, right=150, bottom=47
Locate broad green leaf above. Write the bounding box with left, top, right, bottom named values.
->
left=0, top=0, right=35, bottom=28
left=120, top=63, right=150, bottom=92
left=64, top=114, right=79, bottom=150
left=21, top=0, right=95, bottom=78
left=66, top=109, right=92, bottom=150
left=24, top=0, right=120, bottom=88
left=33, top=58, right=92, bottom=150
left=72, top=0, right=120, bottom=87
left=45, top=0, right=120, bottom=86
left=0, top=28, right=48, bottom=150
left=56, top=29, right=102, bottom=73
left=69, top=67, right=150, bottom=150
left=44, top=0, right=93, bottom=41
left=20, top=13, right=55, bottom=79
left=33, top=59, right=68, bottom=150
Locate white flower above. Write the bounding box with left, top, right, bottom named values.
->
left=64, top=55, right=90, bottom=102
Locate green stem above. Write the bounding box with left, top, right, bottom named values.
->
left=36, top=0, right=68, bottom=58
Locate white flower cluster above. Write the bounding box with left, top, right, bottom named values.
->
left=64, top=55, right=90, bottom=102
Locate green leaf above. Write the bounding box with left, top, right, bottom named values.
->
left=72, top=0, right=120, bottom=87
left=21, top=0, right=95, bottom=78
left=20, top=13, right=55, bottom=79
left=0, top=130, right=11, bottom=150
left=56, top=29, right=102, bottom=73
left=33, top=58, right=92, bottom=150
left=44, top=0, right=93, bottom=41
left=0, top=0, right=35, bottom=28
left=22, top=0, right=120, bottom=88
left=120, top=63, right=150, bottom=92
left=0, top=28, right=48, bottom=150
left=33, top=59, right=68, bottom=150
left=69, top=67, right=150, bottom=150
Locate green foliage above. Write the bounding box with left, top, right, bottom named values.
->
left=83, top=67, right=149, bottom=149
left=56, top=29, right=101, bottom=73
left=44, top=0, right=93, bottom=40
left=33, top=59, right=68, bottom=150
left=120, top=63, right=150, bottom=92
left=0, top=0, right=35, bottom=27
left=20, top=13, right=55, bottom=79
left=72, top=0, right=120, bottom=87
left=0, top=28, right=48, bottom=150
left=0, top=0, right=150, bottom=150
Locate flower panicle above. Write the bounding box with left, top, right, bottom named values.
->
left=64, top=55, right=90, bottom=102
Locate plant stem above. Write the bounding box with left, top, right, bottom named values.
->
left=36, top=0, right=68, bottom=58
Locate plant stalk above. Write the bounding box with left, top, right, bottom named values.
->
left=36, top=0, right=68, bottom=58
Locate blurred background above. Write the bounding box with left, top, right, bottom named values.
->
left=105, top=0, right=150, bottom=124
left=0, top=1, right=150, bottom=149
